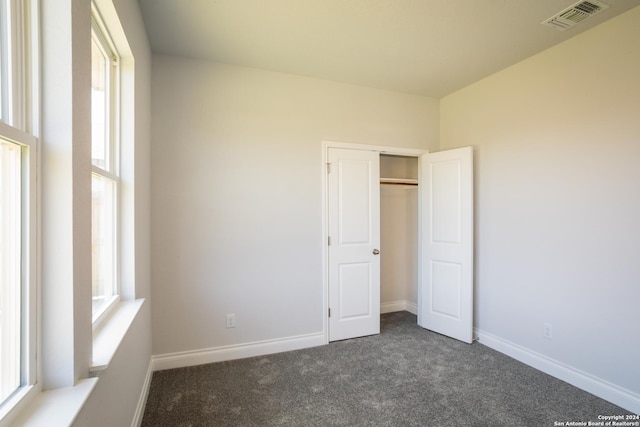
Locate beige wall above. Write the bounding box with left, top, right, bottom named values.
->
left=150, top=56, right=439, bottom=355
left=441, top=6, right=640, bottom=399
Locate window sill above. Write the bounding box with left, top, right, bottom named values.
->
left=1, top=300, right=145, bottom=426
left=91, top=298, right=145, bottom=374
left=8, top=379, right=97, bottom=426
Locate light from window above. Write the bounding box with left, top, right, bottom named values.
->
left=91, top=16, right=119, bottom=319
left=91, top=36, right=109, bottom=171
left=91, top=173, right=116, bottom=313
left=0, top=0, right=9, bottom=124
left=0, top=138, right=21, bottom=403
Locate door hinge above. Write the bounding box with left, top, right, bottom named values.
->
left=328, top=308, right=331, bottom=317
left=328, top=236, right=331, bottom=246
left=326, top=162, right=331, bottom=174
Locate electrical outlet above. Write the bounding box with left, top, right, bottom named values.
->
left=226, top=313, right=236, bottom=329
left=543, top=322, right=553, bottom=340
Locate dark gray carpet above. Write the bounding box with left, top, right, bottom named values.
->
left=142, top=311, right=629, bottom=426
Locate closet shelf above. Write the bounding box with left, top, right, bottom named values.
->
left=380, top=177, right=418, bottom=186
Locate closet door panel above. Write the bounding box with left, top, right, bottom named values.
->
left=328, top=148, right=380, bottom=341
left=419, top=147, right=473, bottom=344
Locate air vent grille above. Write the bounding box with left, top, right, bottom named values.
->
left=542, top=0, right=609, bottom=31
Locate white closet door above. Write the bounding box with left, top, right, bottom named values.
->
left=328, top=148, right=380, bottom=341
left=418, top=147, right=474, bottom=343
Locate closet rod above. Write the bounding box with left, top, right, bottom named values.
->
left=380, top=181, right=418, bottom=186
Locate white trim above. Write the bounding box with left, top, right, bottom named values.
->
left=0, top=121, right=36, bottom=146
left=131, top=359, right=153, bottom=427
left=320, top=142, right=329, bottom=344
left=476, top=328, right=640, bottom=414
left=380, top=300, right=417, bottom=315
left=152, top=333, right=325, bottom=372
left=322, top=140, right=428, bottom=157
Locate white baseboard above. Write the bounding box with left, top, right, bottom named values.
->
left=381, top=300, right=417, bottom=315
left=151, top=332, right=326, bottom=372
left=150, top=305, right=418, bottom=373
left=476, top=329, right=640, bottom=414
left=131, top=358, right=154, bottom=427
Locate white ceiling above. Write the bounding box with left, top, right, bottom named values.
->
left=138, top=0, right=640, bottom=98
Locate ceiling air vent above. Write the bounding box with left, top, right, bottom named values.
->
left=542, top=1, right=610, bottom=31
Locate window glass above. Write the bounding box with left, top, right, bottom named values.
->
left=91, top=18, right=119, bottom=319
left=0, top=0, right=9, bottom=124
left=91, top=173, right=116, bottom=313
left=0, top=138, right=21, bottom=403
left=91, top=37, right=109, bottom=171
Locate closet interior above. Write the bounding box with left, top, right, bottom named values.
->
left=380, top=154, right=419, bottom=313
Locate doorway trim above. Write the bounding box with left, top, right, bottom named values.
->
left=321, top=140, right=427, bottom=344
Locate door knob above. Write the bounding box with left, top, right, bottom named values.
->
left=372, top=249, right=380, bottom=255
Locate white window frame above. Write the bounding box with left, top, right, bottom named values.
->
left=91, top=5, right=121, bottom=326
left=0, top=0, right=38, bottom=419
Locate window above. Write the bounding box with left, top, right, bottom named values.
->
left=0, top=0, right=10, bottom=124
left=0, top=0, right=36, bottom=412
left=0, top=138, right=21, bottom=403
left=91, top=12, right=120, bottom=321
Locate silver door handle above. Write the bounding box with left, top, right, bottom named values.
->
left=372, top=249, right=380, bottom=255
